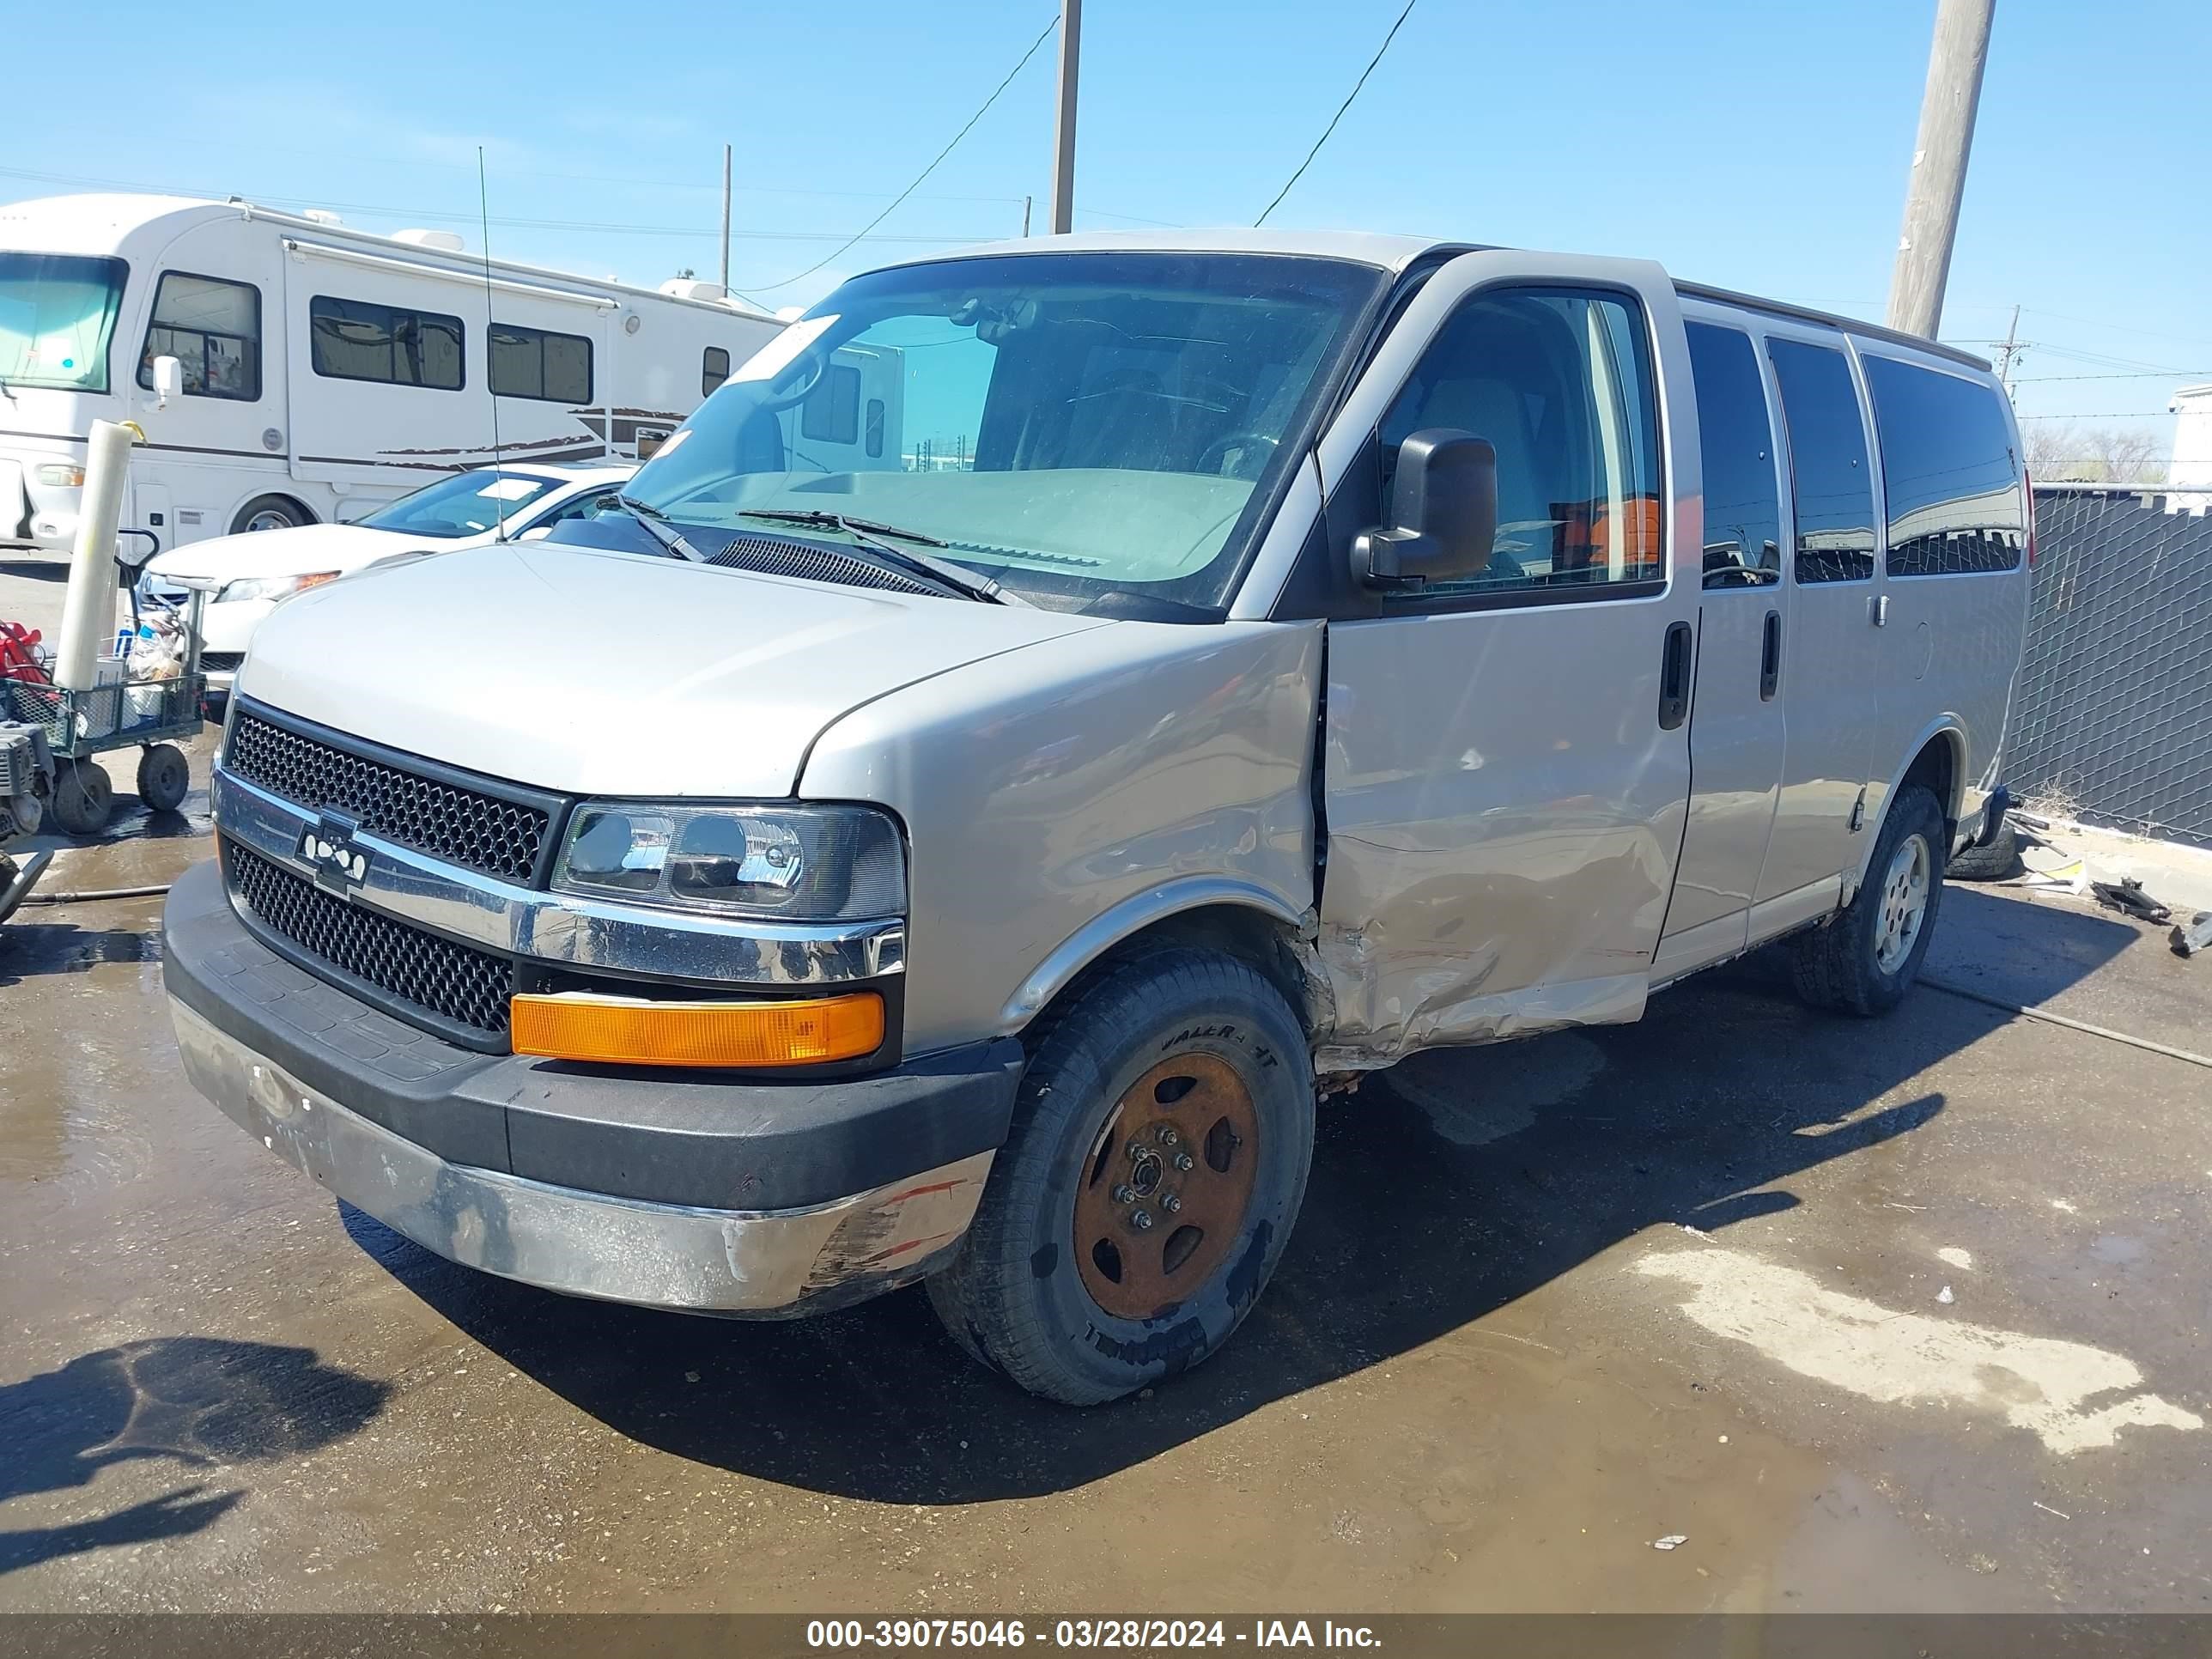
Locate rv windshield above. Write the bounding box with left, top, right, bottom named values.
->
left=0, top=253, right=129, bottom=393
left=362, top=470, right=562, bottom=538
left=620, top=252, right=1386, bottom=612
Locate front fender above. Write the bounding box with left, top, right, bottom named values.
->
left=800, top=620, right=1324, bottom=1056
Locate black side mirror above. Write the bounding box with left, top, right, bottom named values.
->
left=1353, top=428, right=1498, bottom=589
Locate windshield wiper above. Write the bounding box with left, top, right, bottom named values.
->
left=613, top=494, right=705, bottom=562
left=739, top=508, right=1025, bottom=605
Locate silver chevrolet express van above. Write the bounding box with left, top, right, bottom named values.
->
left=164, top=232, right=2030, bottom=1404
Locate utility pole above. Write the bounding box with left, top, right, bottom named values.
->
left=1048, top=0, right=1081, bottom=234
left=1022, top=194, right=1033, bottom=237
left=1992, top=303, right=2024, bottom=395
left=719, top=143, right=732, bottom=295
left=1887, top=0, right=1996, bottom=339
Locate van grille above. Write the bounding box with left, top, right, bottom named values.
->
left=228, top=842, right=514, bottom=1038
left=225, top=711, right=551, bottom=885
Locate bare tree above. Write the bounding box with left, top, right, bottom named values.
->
left=2021, top=422, right=2167, bottom=485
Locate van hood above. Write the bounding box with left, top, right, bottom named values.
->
left=234, top=542, right=1113, bottom=798
left=149, top=522, right=420, bottom=586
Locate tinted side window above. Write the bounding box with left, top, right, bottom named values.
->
left=1767, top=338, right=1875, bottom=583
left=801, top=362, right=862, bottom=445
left=490, top=324, right=592, bottom=404
left=1378, top=289, right=1662, bottom=597
left=138, top=272, right=261, bottom=401
left=309, top=296, right=465, bottom=390
left=702, top=346, right=730, bottom=398
left=1686, top=322, right=1782, bottom=588
left=1863, top=356, right=2024, bottom=576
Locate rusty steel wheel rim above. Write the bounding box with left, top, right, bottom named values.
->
left=1073, top=1053, right=1261, bottom=1321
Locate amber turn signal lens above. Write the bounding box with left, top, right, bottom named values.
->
left=510, top=991, right=884, bottom=1068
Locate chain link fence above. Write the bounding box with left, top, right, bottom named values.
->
left=2007, top=491, right=2212, bottom=848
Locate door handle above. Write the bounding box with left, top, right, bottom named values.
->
left=1658, top=619, right=1693, bottom=731
left=1760, top=609, right=1782, bottom=701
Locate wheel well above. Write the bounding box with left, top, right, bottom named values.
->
left=1899, top=731, right=1961, bottom=836
left=1042, top=903, right=1320, bottom=1041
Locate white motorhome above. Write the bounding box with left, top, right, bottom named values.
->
left=0, top=193, right=787, bottom=556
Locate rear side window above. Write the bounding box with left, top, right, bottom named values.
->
left=490, top=323, right=592, bottom=404
left=1686, top=323, right=1782, bottom=588
left=1378, top=288, right=1662, bottom=598
left=1768, top=338, right=1875, bottom=584
left=1863, top=356, right=2025, bottom=575
left=310, top=295, right=465, bottom=390
left=138, top=271, right=261, bottom=401
left=702, top=346, right=730, bottom=398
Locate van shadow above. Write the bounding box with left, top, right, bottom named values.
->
left=356, top=884, right=2144, bottom=1504
left=0, top=1336, right=390, bottom=1574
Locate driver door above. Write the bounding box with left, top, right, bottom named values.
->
left=1295, top=252, right=1701, bottom=1060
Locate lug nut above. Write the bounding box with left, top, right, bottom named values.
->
left=1157, top=1126, right=1180, bottom=1146
left=1161, top=1193, right=1182, bottom=1214
left=1130, top=1209, right=1154, bottom=1231
left=1173, top=1152, right=1194, bottom=1171
left=1111, top=1184, right=1133, bottom=1205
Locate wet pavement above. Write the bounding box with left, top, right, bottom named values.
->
left=1, top=781, right=2207, bottom=1614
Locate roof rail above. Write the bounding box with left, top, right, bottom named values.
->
left=1674, top=281, right=1990, bottom=371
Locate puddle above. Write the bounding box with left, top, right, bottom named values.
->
left=1637, top=1245, right=2203, bottom=1455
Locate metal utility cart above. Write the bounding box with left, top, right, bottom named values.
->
left=0, top=531, right=205, bottom=836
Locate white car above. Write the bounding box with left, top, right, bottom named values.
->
left=143, top=461, right=635, bottom=690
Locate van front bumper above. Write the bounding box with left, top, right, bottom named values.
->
left=161, top=860, right=1022, bottom=1315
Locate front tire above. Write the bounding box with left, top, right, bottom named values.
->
left=927, top=949, right=1316, bottom=1405
left=230, top=495, right=312, bottom=536
left=1791, top=785, right=1946, bottom=1016
left=49, top=757, right=114, bottom=836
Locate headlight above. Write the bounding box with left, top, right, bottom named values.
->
left=33, top=463, right=85, bottom=488
left=554, top=802, right=905, bottom=921
left=216, top=571, right=340, bottom=605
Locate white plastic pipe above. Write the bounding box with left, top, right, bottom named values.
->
left=53, top=420, right=136, bottom=691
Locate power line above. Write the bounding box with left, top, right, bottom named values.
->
left=0, top=163, right=995, bottom=246
left=1255, top=0, right=1420, bottom=227
left=733, top=15, right=1061, bottom=295
left=2014, top=370, right=2212, bottom=384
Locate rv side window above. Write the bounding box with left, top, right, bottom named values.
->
left=1685, top=323, right=1782, bottom=588
left=137, top=271, right=260, bottom=402
left=310, top=295, right=465, bottom=391
left=800, top=362, right=863, bottom=446
left=1767, top=338, right=1875, bottom=583
left=1377, top=288, right=1662, bottom=598
left=490, top=324, right=592, bottom=404
left=1863, top=356, right=2026, bottom=576
left=702, top=347, right=730, bottom=398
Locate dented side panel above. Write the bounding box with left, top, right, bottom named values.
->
left=1316, top=599, right=1694, bottom=1067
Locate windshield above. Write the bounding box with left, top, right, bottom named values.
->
left=0, top=253, right=129, bottom=393
left=621, top=252, right=1385, bottom=611
left=361, top=470, right=561, bottom=538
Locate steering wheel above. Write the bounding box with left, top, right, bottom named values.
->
left=1195, top=431, right=1280, bottom=478
left=754, top=352, right=828, bottom=412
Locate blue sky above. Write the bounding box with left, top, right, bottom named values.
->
left=7, top=0, right=2207, bottom=466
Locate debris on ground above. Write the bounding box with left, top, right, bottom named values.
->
left=1652, top=1534, right=1688, bottom=1551
left=2092, top=878, right=2172, bottom=925
left=1937, top=1285, right=1955, bottom=1304
left=2172, top=913, right=2212, bottom=959
left=2017, top=859, right=2088, bottom=896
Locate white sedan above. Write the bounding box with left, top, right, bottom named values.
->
left=143, top=461, right=635, bottom=691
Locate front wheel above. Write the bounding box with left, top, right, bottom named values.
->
left=229, top=495, right=312, bottom=536
left=137, top=743, right=191, bottom=813
left=1791, top=785, right=1946, bottom=1016
left=49, top=757, right=115, bottom=837
left=927, top=948, right=1316, bottom=1405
